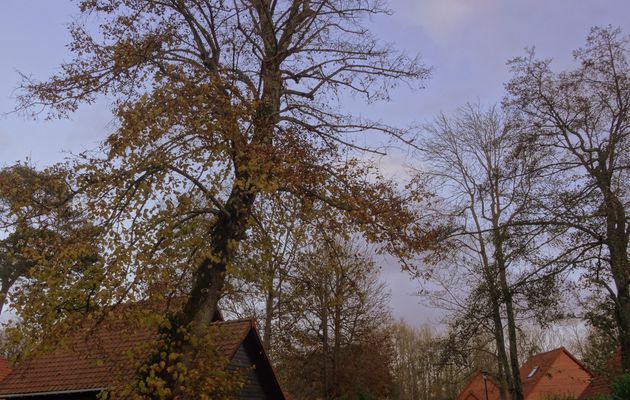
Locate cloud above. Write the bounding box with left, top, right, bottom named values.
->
left=395, top=0, right=495, bottom=42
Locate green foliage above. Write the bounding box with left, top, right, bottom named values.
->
left=582, top=396, right=611, bottom=400
left=611, top=373, right=630, bottom=400
left=580, top=326, right=618, bottom=377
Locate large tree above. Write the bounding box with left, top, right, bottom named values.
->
left=416, top=104, right=565, bottom=400
left=12, top=0, right=436, bottom=393
left=506, top=26, right=630, bottom=372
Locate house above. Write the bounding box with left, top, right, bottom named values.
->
left=455, top=347, right=592, bottom=400
left=0, top=315, right=286, bottom=400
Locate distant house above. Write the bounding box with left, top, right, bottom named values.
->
left=0, top=316, right=286, bottom=400
left=454, top=372, right=501, bottom=400
left=455, top=347, right=592, bottom=400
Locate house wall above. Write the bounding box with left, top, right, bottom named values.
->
left=229, top=344, right=270, bottom=400
left=526, top=352, right=591, bottom=400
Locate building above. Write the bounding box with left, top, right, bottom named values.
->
left=0, top=315, right=286, bottom=400
left=455, top=372, right=501, bottom=400
left=455, top=347, right=592, bottom=400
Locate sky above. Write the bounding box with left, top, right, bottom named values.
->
left=1, top=0, right=630, bottom=327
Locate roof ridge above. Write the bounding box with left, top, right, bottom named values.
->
left=529, top=346, right=565, bottom=358
left=211, top=317, right=254, bottom=326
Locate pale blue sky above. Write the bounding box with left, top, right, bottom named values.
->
left=1, top=0, right=629, bottom=326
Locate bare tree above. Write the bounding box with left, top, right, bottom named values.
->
left=506, top=26, right=630, bottom=372
left=416, top=104, right=563, bottom=400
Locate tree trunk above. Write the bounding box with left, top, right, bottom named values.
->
left=332, top=271, right=343, bottom=399
left=0, top=283, right=9, bottom=318
left=181, top=8, right=283, bottom=335
left=321, top=284, right=330, bottom=400
left=182, top=180, right=257, bottom=333
left=263, top=285, right=274, bottom=351
left=471, top=203, right=512, bottom=400
left=498, top=262, right=523, bottom=400
left=603, top=189, right=630, bottom=372
left=490, top=291, right=512, bottom=400
left=493, top=226, right=523, bottom=400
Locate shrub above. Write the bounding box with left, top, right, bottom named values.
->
left=611, top=373, right=630, bottom=400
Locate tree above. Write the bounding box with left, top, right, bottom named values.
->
left=12, top=0, right=437, bottom=394
left=0, top=164, right=99, bottom=322
left=391, top=322, right=450, bottom=400
left=275, top=239, right=394, bottom=400
left=506, top=26, right=630, bottom=372
left=416, top=104, right=564, bottom=400
left=221, top=194, right=308, bottom=353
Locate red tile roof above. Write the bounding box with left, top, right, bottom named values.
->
left=0, top=357, right=11, bottom=382
left=520, top=347, right=565, bottom=397
left=456, top=347, right=592, bottom=400
left=454, top=372, right=501, bottom=400
left=0, top=319, right=253, bottom=397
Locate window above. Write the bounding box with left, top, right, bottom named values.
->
left=527, top=366, right=539, bottom=379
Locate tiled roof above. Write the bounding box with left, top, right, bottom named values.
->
left=454, top=372, right=501, bottom=400
left=520, top=347, right=565, bottom=397
left=0, top=319, right=253, bottom=397
left=520, top=347, right=591, bottom=399
left=455, top=347, right=592, bottom=400
left=0, top=357, right=10, bottom=381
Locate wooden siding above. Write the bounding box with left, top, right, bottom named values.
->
left=229, top=343, right=270, bottom=400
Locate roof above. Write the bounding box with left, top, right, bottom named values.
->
left=454, top=372, right=501, bottom=400
left=0, top=319, right=254, bottom=398
left=455, top=347, right=592, bottom=400
left=0, top=356, right=11, bottom=381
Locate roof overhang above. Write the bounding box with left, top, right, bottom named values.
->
left=0, top=388, right=103, bottom=398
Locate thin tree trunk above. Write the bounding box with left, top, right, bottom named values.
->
left=322, top=284, right=330, bottom=400
left=332, top=272, right=342, bottom=399
left=263, top=285, right=274, bottom=351
left=471, top=202, right=512, bottom=400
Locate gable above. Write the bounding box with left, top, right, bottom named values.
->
left=230, top=344, right=271, bottom=400
left=455, top=373, right=500, bottom=400
left=521, top=348, right=591, bottom=400
left=228, top=330, right=286, bottom=400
